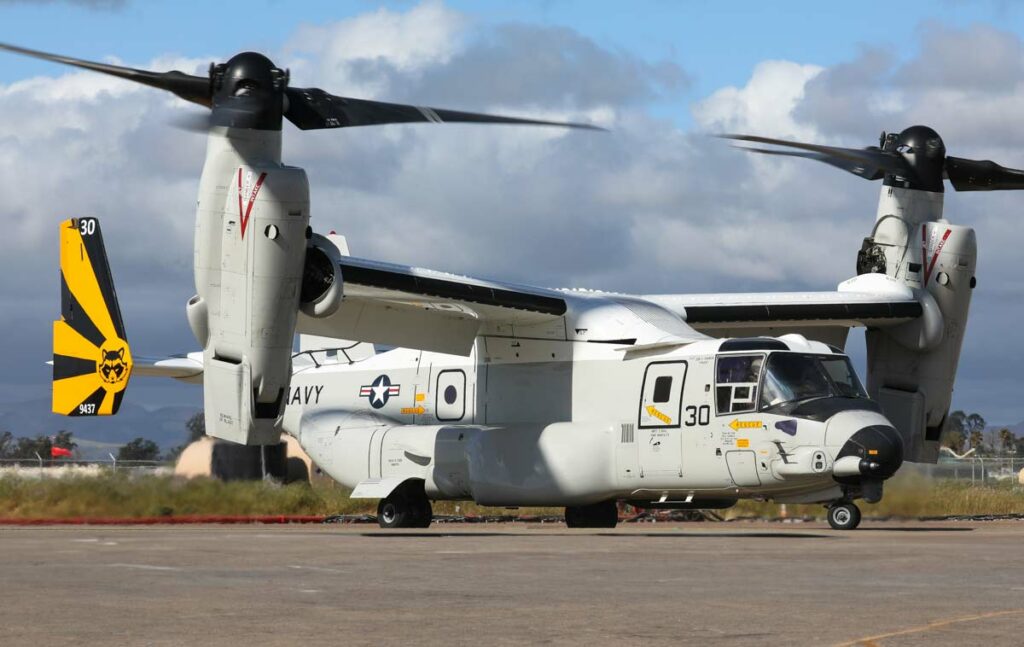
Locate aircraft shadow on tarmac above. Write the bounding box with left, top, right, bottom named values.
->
left=858, top=526, right=975, bottom=532
left=358, top=531, right=838, bottom=539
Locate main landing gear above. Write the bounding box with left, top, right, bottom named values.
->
left=377, top=481, right=433, bottom=529
left=827, top=501, right=862, bottom=530
left=564, top=500, right=618, bottom=528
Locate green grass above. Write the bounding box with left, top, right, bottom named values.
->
left=0, top=473, right=557, bottom=519
left=0, top=471, right=1020, bottom=520
left=726, top=472, right=1024, bottom=520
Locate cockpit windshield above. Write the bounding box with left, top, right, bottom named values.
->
left=759, top=353, right=867, bottom=411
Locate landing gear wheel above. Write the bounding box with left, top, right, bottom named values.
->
left=377, top=481, right=433, bottom=529
left=377, top=496, right=412, bottom=529
left=827, top=502, right=861, bottom=530
left=565, top=501, right=619, bottom=528
left=411, top=498, right=433, bottom=528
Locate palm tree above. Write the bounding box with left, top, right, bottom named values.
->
left=999, top=428, right=1016, bottom=455
left=969, top=430, right=985, bottom=452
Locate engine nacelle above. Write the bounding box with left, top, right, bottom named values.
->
left=193, top=127, right=310, bottom=445
left=299, top=233, right=344, bottom=318
left=861, top=186, right=977, bottom=463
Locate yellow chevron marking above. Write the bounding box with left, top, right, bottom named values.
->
left=53, top=319, right=99, bottom=360
left=729, top=419, right=762, bottom=431
left=646, top=405, right=672, bottom=425
left=60, top=220, right=118, bottom=342
left=401, top=406, right=426, bottom=415
left=52, top=373, right=103, bottom=415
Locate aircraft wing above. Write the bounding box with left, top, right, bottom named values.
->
left=644, top=274, right=923, bottom=348
left=297, top=255, right=570, bottom=356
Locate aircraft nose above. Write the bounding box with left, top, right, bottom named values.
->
left=833, top=425, right=904, bottom=480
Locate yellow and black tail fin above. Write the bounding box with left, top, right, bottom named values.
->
left=52, top=217, right=133, bottom=416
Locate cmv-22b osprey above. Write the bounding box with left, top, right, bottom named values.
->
left=18, top=43, right=1017, bottom=531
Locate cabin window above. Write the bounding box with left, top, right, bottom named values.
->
left=652, top=376, right=673, bottom=403
left=716, top=354, right=764, bottom=414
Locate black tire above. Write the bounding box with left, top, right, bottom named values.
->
left=827, top=502, right=861, bottom=530
left=412, top=498, right=433, bottom=528
left=565, top=506, right=582, bottom=528
left=377, top=495, right=411, bottom=529
left=565, top=501, right=618, bottom=528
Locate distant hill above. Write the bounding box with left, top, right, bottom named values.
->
left=0, top=398, right=199, bottom=459
left=993, top=421, right=1024, bottom=436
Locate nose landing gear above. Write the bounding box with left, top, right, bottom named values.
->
left=827, top=501, right=862, bottom=530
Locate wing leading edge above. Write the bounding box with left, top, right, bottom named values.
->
left=646, top=274, right=923, bottom=348
left=297, top=255, right=571, bottom=356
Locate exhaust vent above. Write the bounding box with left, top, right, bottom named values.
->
left=621, top=423, right=635, bottom=443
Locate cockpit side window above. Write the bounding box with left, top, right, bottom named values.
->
left=715, top=354, right=764, bottom=414
left=759, top=353, right=868, bottom=411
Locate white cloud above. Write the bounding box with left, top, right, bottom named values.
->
left=692, top=60, right=823, bottom=139
left=284, top=1, right=467, bottom=98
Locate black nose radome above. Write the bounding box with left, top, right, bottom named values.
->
left=836, top=425, right=904, bottom=480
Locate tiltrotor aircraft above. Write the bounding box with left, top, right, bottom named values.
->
left=12, top=42, right=1021, bottom=530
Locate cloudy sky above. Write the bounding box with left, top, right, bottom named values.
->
left=2, top=0, right=1024, bottom=424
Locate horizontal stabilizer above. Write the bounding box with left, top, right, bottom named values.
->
left=133, top=352, right=204, bottom=381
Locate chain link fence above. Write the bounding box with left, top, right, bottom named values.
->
left=0, top=458, right=172, bottom=478
left=909, top=457, right=1023, bottom=485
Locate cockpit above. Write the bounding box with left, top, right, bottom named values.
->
left=716, top=351, right=870, bottom=418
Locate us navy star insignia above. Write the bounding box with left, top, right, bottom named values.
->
left=359, top=375, right=400, bottom=409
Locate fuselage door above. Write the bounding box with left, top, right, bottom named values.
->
left=639, top=361, right=687, bottom=429
left=637, top=361, right=687, bottom=477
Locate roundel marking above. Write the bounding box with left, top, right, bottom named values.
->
left=359, top=374, right=401, bottom=409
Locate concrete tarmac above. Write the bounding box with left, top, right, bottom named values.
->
left=1, top=520, right=1023, bottom=646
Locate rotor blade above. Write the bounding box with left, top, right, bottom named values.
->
left=166, top=111, right=213, bottom=133
left=285, top=87, right=604, bottom=131
left=721, top=133, right=908, bottom=180
left=0, top=42, right=211, bottom=107
left=945, top=156, right=1024, bottom=191
left=735, top=146, right=888, bottom=181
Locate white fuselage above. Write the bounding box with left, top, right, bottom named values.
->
left=282, top=320, right=891, bottom=508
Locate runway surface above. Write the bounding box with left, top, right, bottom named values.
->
left=1, top=520, right=1023, bottom=646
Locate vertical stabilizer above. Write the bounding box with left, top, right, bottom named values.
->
left=52, top=217, right=133, bottom=416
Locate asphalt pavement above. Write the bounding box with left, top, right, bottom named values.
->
left=1, top=520, right=1022, bottom=646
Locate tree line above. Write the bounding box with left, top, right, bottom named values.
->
left=0, top=412, right=207, bottom=462
left=939, top=410, right=1022, bottom=457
